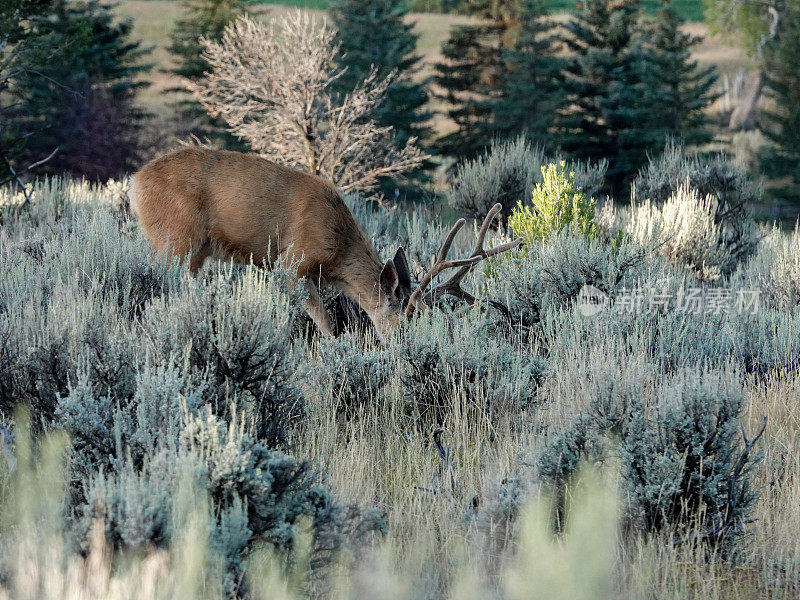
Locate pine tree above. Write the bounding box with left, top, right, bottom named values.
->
left=760, top=1, right=800, bottom=203
left=166, top=0, right=244, bottom=146
left=488, top=0, right=566, bottom=150
left=11, top=0, right=151, bottom=180
left=640, top=1, right=718, bottom=148
left=434, top=0, right=527, bottom=160
left=168, top=0, right=243, bottom=82
left=1, top=0, right=51, bottom=179
left=331, top=0, right=431, bottom=151
left=0, top=0, right=49, bottom=42
left=557, top=0, right=652, bottom=195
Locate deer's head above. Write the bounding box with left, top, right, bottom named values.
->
left=371, top=246, right=413, bottom=339
left=372, top=203, right=522, bottom=338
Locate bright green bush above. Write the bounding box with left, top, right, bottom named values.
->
left=509, top=162, right=599, bottom=246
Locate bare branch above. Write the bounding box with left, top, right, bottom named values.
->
left=188, top=13, right=428, bottom=195
left=17, top=145, right=59, bottom=173
left=0, top=147, right=59, bottom=207
left=758, top=6, right=780, bottom=55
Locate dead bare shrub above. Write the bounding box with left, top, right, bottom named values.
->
left=189, top=13, right=427, bottom=195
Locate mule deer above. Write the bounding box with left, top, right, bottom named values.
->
left=131, top=148, right=520, bottom=337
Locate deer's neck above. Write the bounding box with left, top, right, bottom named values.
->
left=337, top=237, right=384, bottom=312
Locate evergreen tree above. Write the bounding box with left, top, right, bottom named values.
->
left=331, top=0, right=431, bottom=151
left=1, top=0, right=49, bottom=42
left=1, top=0, right=56, bottom=180
left=760, top=1, right=800, bottom=203
left=166, top=0, right=244, bottom=147
left=557, top=0, right=652, bottom=195
left=434, top=0, right=527, bottom=160
left=168, top=0, right=243, bottom=81
left=11, top=0, right=151, bottom=180
left=488, top=0, right=566, bottom=150
left=641, top=1, right=718, bottom=147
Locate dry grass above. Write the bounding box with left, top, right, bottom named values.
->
left=6, top=369, right=798, bottom=599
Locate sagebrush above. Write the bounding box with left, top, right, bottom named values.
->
left=0, top=175, right=796, bottom=599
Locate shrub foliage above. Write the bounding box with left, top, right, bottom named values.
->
left=539, top=363, right=761, bottom=548
left=508, top=162, right=598, bottom=246
left=0, top=179, right=384, bottom=595
left=446, top=136, right=607, bottom=223
left=0, top=175, right=785, bottom=594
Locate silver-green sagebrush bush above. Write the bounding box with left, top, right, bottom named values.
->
left=627, top=185, right=752, bottom=281
left=0, top=414, right=628, bottom=600
left=446, top=136, right=607, bottom=222
left=0, top=180, right=386, bottom=597
left=142, top=267, right=306, bottom=447
left=1, top=413, right=383, bottom=600
left=532, top=268, right=800, bottom=378
left=486, top=231, right=662, bottom=327
left=633, top=142, right=760, bottom=275
left=304, top=333, right=392, bottom=418
left=537, top=355, right=761, bottom=550
left=81, top=409, right=385, bottom=595
left=397, top=311, right=545, bottom=426
left=1, top=176, right=795, bottom=598
left=734, top=225, right=800, bottom=313
left=57, top=360, right=207, bottom=477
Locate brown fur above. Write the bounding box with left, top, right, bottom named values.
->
left=131, top=148, right=410, bottom=336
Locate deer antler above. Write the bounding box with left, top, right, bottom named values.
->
left=404, top=203, right=522, bottom=318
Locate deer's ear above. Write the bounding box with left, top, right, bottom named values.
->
left=393, top=247, right=412, bottom=293
left=379, top=259, right=400, bottom=298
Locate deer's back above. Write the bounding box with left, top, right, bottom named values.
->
left=132, top=148, right=358, bottom=276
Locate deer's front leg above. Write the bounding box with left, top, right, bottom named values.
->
left=303, top=279, right=333, bottom=336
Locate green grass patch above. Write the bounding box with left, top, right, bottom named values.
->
left=252, top=0, right=330, bottom=7
left=543, top=0, right=703, bottom=20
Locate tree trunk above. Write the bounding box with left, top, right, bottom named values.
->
left=728, top=69, right=762, bottom=131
